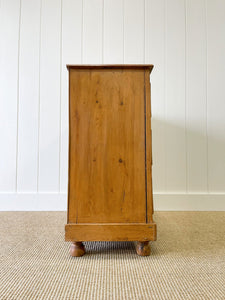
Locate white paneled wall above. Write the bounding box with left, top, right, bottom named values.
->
left=17, top=0, right=40, bottom=192
left=0, top=0, right=21, bottom=192
left=0, top=0, right=225, bottom=211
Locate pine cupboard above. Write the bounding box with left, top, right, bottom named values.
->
left=65, top=65, right=157, bottom=256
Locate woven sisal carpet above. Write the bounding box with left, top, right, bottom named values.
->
left=0, top=212, right=224, bottom=299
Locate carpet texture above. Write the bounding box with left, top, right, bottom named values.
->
left=0, top=212, right=224, bottom=300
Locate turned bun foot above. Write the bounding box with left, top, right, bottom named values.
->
left=69, top=242, right=85, bottom=257
left=136, top=241, right=151, bottom=256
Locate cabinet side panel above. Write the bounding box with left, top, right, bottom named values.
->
left=68, top=69, right=146, bottom=223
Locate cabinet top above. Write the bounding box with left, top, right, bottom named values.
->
left=66, top=64, right=153, bottom=73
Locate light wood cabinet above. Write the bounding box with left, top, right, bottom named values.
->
left=65, top=65, right=157, bottom=256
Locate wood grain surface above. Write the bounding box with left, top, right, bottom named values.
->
left=68, top=68, right=147, bottom=223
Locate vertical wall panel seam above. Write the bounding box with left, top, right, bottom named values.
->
left=164, top=0, right=167, bottom=192
left=15, top=0, right=22, bottom=192
left=184, top=0, right=188, bottom=193
left=102, top=0, right=104, bottom=63
left=205, top=0, right=209, bottom=193
left=59, top=0, right=63, bottom=192
left=37, top=0, right=42, bottom=192
left=81, top=0, right=84, bottom=63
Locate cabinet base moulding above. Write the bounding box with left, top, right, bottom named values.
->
left=65, top=223, right=157, bottom=242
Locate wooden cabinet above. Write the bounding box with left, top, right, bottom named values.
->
left=65, top=65, right=157, bottom=256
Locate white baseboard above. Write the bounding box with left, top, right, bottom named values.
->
left=0, top=193, right=67, bottom=211
left=0, top=192, right=224, bottom=211
left=153, top=193, right=225, bottom=211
